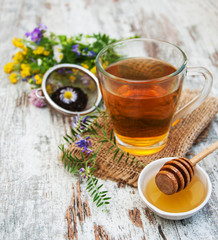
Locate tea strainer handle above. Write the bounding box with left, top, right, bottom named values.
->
left=35, top=88, right=45, bottom=100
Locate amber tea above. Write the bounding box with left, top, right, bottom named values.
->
left=96, top=39, right=212, bottom=155
left=101, top=58, right=182, bottom=154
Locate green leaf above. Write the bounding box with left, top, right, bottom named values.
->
left=113, top=149, right=119, bottom=161
left=63, top=136, right=70, bottom=143
left=110, top=129, right=114, bottom=141
left=81, top=151, right=85, bottom=161
left=93, top=193, right=99, bottom=202
left=66, top=134, right=73, bottom=141
left=125, top=155, right=130, bottom=164
left=107, top=145, right=114, bottom=153
left=91, top=189, right=97, bottom=197
left=117, top=153, right=124, bottom=164
left=97, top=198, right=102, bottom=205
left=98, top=139, right=108, bottom=143
left=97, top=202, right=104, bottom=208
left=88, top=187, right=94, bottom=192
left=103, top=197, right=111, bottom=201
left=101, top=128, right=107, bottom=137
left=100, top=191, right=108, bottom=194
left=97, top=184, right=103, bottom=190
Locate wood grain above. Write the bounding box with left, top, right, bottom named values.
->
left=0, top=0, right=217, bottom=239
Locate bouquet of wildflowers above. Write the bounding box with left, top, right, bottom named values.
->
left=4, top=24, right=129, bottom=106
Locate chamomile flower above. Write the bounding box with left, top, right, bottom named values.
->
left=59, top=88, right=78, bottom=104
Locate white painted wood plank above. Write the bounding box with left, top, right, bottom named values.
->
left=0, top=0, right=217, bottom=239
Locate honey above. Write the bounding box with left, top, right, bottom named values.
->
left=144, top=175, right=206, bottom=213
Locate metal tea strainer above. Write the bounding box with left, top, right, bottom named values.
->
left=35, top=64, right=102, bottom=116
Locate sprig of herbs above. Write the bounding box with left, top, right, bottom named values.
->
left=59, top=108, right=146, bottom=211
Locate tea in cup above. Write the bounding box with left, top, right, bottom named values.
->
left=96, top=39, right=212, bottom=155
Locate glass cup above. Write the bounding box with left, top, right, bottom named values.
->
left=96, top=39, right=213, bottom=155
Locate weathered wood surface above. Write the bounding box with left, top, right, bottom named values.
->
left=0, top=0, right=217, bottom=239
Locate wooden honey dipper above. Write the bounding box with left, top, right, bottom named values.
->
left=155, top=141, right=218, bottom=195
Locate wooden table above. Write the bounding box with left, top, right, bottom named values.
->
left=0, top=0, right=217, bottom=239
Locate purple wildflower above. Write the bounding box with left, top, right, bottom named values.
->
left=28, top=89, right=46, bottom=108
left=26, top=27, right=42, bottom=43
left=87, top=50, right=96, bottom=57
left=75, top=136, right=93, bottom=155
left=82, top=116, right=89, bottom=123
left=80, top=116, right=90, bottom=130
left=71, top=115, right=80, bottom=129
left=83, top=174, right=87, bottom=179
left=72, top=44, right=80, bottom=57
left=79, top=168, right=85, bottom=173
left=39, top=23, right=47, bottom=30
left=25, top=24, right=47, bottom=44
left=71, top=115, right=89, bottom=130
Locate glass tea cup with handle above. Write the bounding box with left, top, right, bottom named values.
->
left=95, top=39, right=213, bottom=155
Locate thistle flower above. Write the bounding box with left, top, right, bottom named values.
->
left=28, top=89, right=46, bottom=108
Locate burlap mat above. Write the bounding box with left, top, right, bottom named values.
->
left=66, top=90, right=218, bottom=187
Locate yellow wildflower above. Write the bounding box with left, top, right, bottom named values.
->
left=4, top=62, right=14, bottom=73
left=13, top=51, right=24, bottom=64
left=12, top=37, right=25, bottom=48
left=43, top=50, right=50, bottom=56
left=46, top=84, right=52, bottom=94
left=33, top=46, right=44, bottom=55
left=88, top=81, right=96, bottom=91
left=21, top=63, right=29, bottom=70
left=70, top=75, right=76, bottom=82
left=81, top=63, right=89, bottom=69
left=22, top=47, right=28, bottom=55
left=102, top=61, right=109, bottom=69
left=35, top=74, right=42, bottom=85
left=72, top=68, right=79, bottom=74
left=90, top=66, right=96, bottom=75
left=21, top=67, right=31, bottom=78
left=9, top=73, right=18, bottom=84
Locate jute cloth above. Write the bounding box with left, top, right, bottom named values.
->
left=66, top=90, right=218, bottom=187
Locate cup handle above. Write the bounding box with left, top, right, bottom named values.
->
left=172, top=67, right=213, bottom=125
